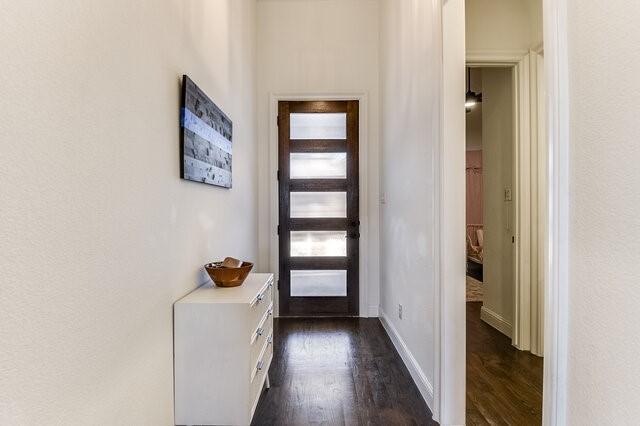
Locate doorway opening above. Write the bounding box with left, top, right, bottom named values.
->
left=277, top=100, right=360, bottom=317
left=464, top=65, right=544, bottom=424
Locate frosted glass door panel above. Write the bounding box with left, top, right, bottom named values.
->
left=290, top=153, right=346, bottom=179
left=290, top=231, right=347, bottom=257
left=290, top=192, right=347, bottom=218
left=290, top=113, right=346, bottom=140
left=290, top=270, right=347, bottom=297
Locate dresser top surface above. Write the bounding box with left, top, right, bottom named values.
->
left=176, top=273, right=274, bottom=305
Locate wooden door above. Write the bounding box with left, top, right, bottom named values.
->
left=278, top=100, right=359, bottom=316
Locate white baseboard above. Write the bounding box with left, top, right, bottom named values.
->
left=368, top=305, right=379, bottom=317
left=480, top=305, right=513, bottom=338
left=379, top=310, right=434, bottom=412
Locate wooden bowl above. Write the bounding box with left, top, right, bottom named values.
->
left=204, top=261, right=254, bottom=287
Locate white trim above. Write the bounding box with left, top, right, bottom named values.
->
left=531, top=50, right=546, bottom=357
left=466, top=49, right=529, bottom=64
left=265, top=92, right=374, bottom=318
left=542, top=0, right=569, bottom=424
left=480, top=306, right=513, bottom=338
left=516, top=51, right=547, bottom=356
left=515, top=53, right=532, bottom=352
left=368, top=305, right=379, bottom=317
left=438, top=1, right=467, bottom=423
left=379, top=310, right=435, bottom=410
left=433, top=5, right=444, bottom=420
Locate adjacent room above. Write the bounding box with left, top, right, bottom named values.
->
left=465, top=67, right=484, bottom=293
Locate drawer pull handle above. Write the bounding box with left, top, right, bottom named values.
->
left=257, top=360, right=264, bottom=371
left=268, top=308, right=273, bottom=317
left=256, top=327, right=264, bottom=337
left=256, top=294, right=264, bottom=303
left=268, top=336, right=273, bottom=345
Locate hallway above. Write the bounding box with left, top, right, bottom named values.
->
left=253, top=318, right=436, bottom=425
left=4, top=0, right=640, bottom=423
left=466, top=303, right=543, bottom=425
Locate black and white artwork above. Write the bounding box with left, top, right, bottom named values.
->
left=180, top=75, right=232, bottom=188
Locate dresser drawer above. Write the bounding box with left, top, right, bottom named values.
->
left=250, top=305, right=273, bottom=366
left=249, top=278, right=273, bottom=330
left=250, top=331, right=273, bottom=411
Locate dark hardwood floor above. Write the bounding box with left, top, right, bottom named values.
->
left=253, top=318, right=436, bottom=426
left=466, top=302, right=543, bottom=425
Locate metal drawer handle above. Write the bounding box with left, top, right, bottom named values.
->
left=257, top=360, right=264, bottom=371
left=268, top=308, right=273, bottom=317
left=256, top=293, right=264, bottom=303
left=268, top=336, right=273, bottom=345
left=256, top=327, right=264, bottom=337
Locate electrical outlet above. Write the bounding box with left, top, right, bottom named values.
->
left=398, top=303, right=403, bottom=320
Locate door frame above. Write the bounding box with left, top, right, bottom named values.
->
left=540, top=0, right=570, bottom=423
left=267, top=93, right=371, bottom=318
left=438, top=0, right=570, bottom=424
left=466, top=50, right=545, bottom=354
left=276, top=100, right=360, bottom=317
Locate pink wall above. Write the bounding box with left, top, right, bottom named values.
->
left=466, top=150, right=483, bottom=225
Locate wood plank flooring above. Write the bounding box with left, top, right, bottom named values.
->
left=251, top=307, right=542, bottom=425
left=466, top=302, right=543, bottom=425
left=253, top=318, right=436, bottom=426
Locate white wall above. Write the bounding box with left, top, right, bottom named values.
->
left=466, top=109, right=483, bottom=151
left=0, top=1, right=257, bottom=423
left=481, top=68, right=515, bottom=333
left=564, top=0, right=640, bottom=423
left=378, top=0, right=441, bottom=410
left=466, top=0, right=542, bottom=53
left=255, top=0, right=380, bottom=317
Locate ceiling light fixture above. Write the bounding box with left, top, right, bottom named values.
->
left=466, top=68, right=482, bottom=113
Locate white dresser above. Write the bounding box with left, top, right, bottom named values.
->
left=174, top=273, right=274, bottom=426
